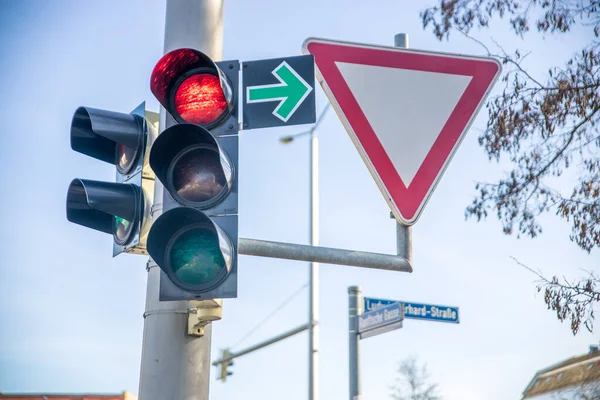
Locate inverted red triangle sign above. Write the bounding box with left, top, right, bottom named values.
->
left=302, top=37, right=502, bottom=225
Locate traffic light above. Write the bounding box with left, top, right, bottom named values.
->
left=218, top=349, right=234, bottom=382
left=66, top=103, right=157, bottom=256
left=147, top=48, right=239, bottom=301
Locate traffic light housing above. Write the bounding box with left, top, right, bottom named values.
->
left=218, top=349, right=234, bottom=382
left=66, top=103, right=157, bottom=256
left=150, top=48, right=237, bottom=134
left=147, top=48, right=239, bottom=300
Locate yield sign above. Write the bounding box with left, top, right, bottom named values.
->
left=302, top=38, right=501, bottom=225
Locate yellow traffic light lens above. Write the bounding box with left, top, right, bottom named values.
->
left=169, top=227, right=226, bottom=286
left=171, top=146, right=228, bottom=205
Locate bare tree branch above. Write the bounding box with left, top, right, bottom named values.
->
left=421, top=0, right=600, bottom=334
left=512, top=256, right=599, bottom=334
left=390, top=357, right=441, bottom=400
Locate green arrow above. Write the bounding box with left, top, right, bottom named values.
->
left=246, top=61, right=313, bottom=122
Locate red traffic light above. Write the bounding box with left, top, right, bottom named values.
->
left=174, top=73, right=228, bottom=125
left=150, top=48, right=233, bottom=128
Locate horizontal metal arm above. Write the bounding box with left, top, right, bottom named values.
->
left=238, top=238, right=412, bottom=273
left=212, top=323, right=309, bottom=365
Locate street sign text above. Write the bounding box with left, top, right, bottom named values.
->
left=403, top=302, right=459, bottom=323
left=358, top=302, right=402, bottom=333
left=363, top=296, right=396, bottom=313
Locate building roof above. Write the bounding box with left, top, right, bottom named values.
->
left=0, top=392, right=136, bottom=400
left=522, top=346, right=600, bottom=399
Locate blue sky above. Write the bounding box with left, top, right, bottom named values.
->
left=0, top=1, right=597, bottom=399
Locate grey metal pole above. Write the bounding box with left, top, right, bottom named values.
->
left=238, top=238, right=412, bottom=272
left=396, top=221, right=412, bottom=265
left=348, top=286, right=363, bottom=400
left=138, top=1, right=223, bottom=399
left=309, top=122, right=319, bottom=400
left=212, top=324, right=310, bottom=366
left=392, top=33, right=413, bottom=266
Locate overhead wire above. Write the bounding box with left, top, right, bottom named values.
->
left=232, top=282, right=309, bottom=350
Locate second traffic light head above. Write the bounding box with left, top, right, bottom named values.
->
left=219, top=349, right=234, bottom=382
left=66, top=103, right=157, bottom=256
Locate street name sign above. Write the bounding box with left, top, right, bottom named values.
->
left=363, top=296, right=396, bottom=313
left=403, top=301, right=459, bottom=323
left=303, top=37, right=502, bottom=225
left=242, top=55, right=316, bottom=130
left=357, top=301, right=403, bottom=339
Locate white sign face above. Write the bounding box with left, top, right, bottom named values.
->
left=303, top=37, right=502, bottom=225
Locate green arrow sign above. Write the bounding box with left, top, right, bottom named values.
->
left=246, top=61, right=313, bottom=122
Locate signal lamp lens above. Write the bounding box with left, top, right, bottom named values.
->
left=174, top=73, right=228, bottom=125
left=169, top=227, right=227, bottom=287
left=170, top=145, right=232, bottom=207
left=114, top=215, right=134, bottom=244
left=116, top=143, right=137, bottom=174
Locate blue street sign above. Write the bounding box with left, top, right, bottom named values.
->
left=403, top=302, right=459, bottom=323
left=358, top=301, right=403, bottom=339
left=363, top=296, right=396, bottom=313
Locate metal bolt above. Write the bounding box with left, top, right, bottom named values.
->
left=228, top=64, right=233, bottom=69
left=228, top=124, right=234, bottom=129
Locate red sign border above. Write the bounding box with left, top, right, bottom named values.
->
left=303, top=38, right=502, bottom=225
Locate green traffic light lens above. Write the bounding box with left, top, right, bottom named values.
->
left=114, top=216, right=133, bottom=245
left=169, top=226, right=226, bottom=287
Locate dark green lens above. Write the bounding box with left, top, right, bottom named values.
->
left=170, top=227, right=225, bottom=287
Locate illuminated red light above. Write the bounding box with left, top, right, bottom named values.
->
left=150, top=48, right=233, bottom=126
left=174, top=73, right=228, bottom=125
left=150, top=49, right=201, bottom=106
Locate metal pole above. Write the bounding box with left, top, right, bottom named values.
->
left=396, top=221, right=412, bottom=265
left=212, top=324, right=310, bottom=366
left=392, top=33, right=413, bottom=266
left=238, top=238, right=412, bottom=272
left=349, top=35, right=409, bottom=400
left=348, top=286, right=363, bottom=400
left=138, top=1, right=223, bottom=399
left=308, top=119, right=320, bottom=400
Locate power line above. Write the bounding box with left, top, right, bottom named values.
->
left=232, top=283, right=308, bottom=349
